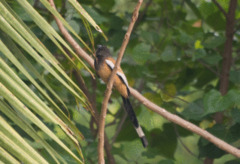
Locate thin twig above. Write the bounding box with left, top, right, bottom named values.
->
left=212, top=0, right=227, bottom=17
left=111, top=111, right=128, bottom=144
left=134, top=0, right=153, bottom=29
left=197, top=59, right=221, bottom=77
left=48, top=0, right=240, bottom=159
left=97, top=1, right=143, bottom=163
left=173, top=124, right=199, bottom=159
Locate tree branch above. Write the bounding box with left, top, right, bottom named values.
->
left=210, top=1, right=238, bottom=162
left=197, top=59, right=221, bottom=77
left=130, top=88, right=240, bottom=157
left=73, top=59, right=116, bottom=164
left=219, top=0, right=237, bottom=95
left=48, top=0, right=240, bottom=159
left=214, top=0, right=237, bottom=126
left=212, top=0, right=227, bottom=17
left=48, top=0, right=94, bottom=69
left=48, top=0, right=115, bottom=163
left=98, top=1, right=143, bottom=163
left=173, top=124, right=199, bottom=159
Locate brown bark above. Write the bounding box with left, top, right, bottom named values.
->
left=210, top=0, right=237, bottom=163
left=215, top=0, right=237, bottom=124
left=219, top=0, right=237, bottom=95
left=204, top=158, right=214, bottom=164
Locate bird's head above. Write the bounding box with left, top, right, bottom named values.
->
left=96, top=45, right=111, bottom=58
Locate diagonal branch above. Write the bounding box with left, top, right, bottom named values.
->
left=212, top=0, right=227, bottom=17
left=197, top=59, right=221, bottom=77
left=48, top=0, right=240, bottom=159
left=48, top=0, right=94, bottom=69
left=130, top=88, right=240, bottom=158
left=97, top=1, right=143, bottom=163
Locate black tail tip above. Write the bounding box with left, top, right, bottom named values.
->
left=141, top=136, right=148, bottom=148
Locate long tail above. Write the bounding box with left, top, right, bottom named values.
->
left=121, top=96, right=148, bottom=147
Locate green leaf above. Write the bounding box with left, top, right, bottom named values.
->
left=0, top=101, right=66, bottom=164
left=159, top=160, right=175, bottom=164
left=97, top=0, right=115, bottom=11
left=0, top=13, right=88, bottom=107
left=82, top=5, right=107, bottom=24
left=121, top=140, right=145, bottom=161
left=185, top=0, right=202, bottom=18
left=198, top=123, right=240, bottom=158
left=230, top=70, right=240, bottom=83
left=198, top=125, right=226, bottom=158
left=0, top=116, right=48, bottom=164
left=232, top=108, right=240, bottom=124
left=144, top=92, right=163, bottom=106
left=141, top=31, right=160, bottom=45
left=194, top=40, right=204, bottom=49
left=0, top=131, right=40, bottom=164
left=160, top=83, right=177, bottom=102
left=228, top=123, right=240, bottom=143
left=203, top=89, right=234, bottom=114
left=116, top=119, right=139, bottom=142
left=203, top=36, right=225, bottom=48
left=178, top=31, right=193, bottom=44
left=0, top=147, right=21, bottom=164
left=138, top=105, right=167, bottom=131
left=108, top=30, right=125, bottom=48
left=199, top=1, right=217, bottom=19
left=68, top=0, right=108, bottom=40
left=161, top=46, right=177, bottom=62
left=181, top=99, right=205, bottom=121
left=149, top=124, right=177, bottom=159
left=206, top=11, right=225, bottom=31
left=38, top=0, right=92, bottom=53
left=225, top=89, right=240, bottom=106
left=2, top=0, right=94, bottom=83
left=131, top=43, right=151, bottom=64
left=0, top=81, right=83, bottom=163
left=7, top=0, right=32, bottom=21
left=225, top=160, right=240, bottom=164
left=193, top=49, right=207, bottom=61
left=202, top=53, right=222, bottom=65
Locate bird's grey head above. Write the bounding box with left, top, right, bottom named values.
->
left=96, top=45, right=111, bottom=58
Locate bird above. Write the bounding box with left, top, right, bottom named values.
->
left=94, top=45, right=148, bottom=147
